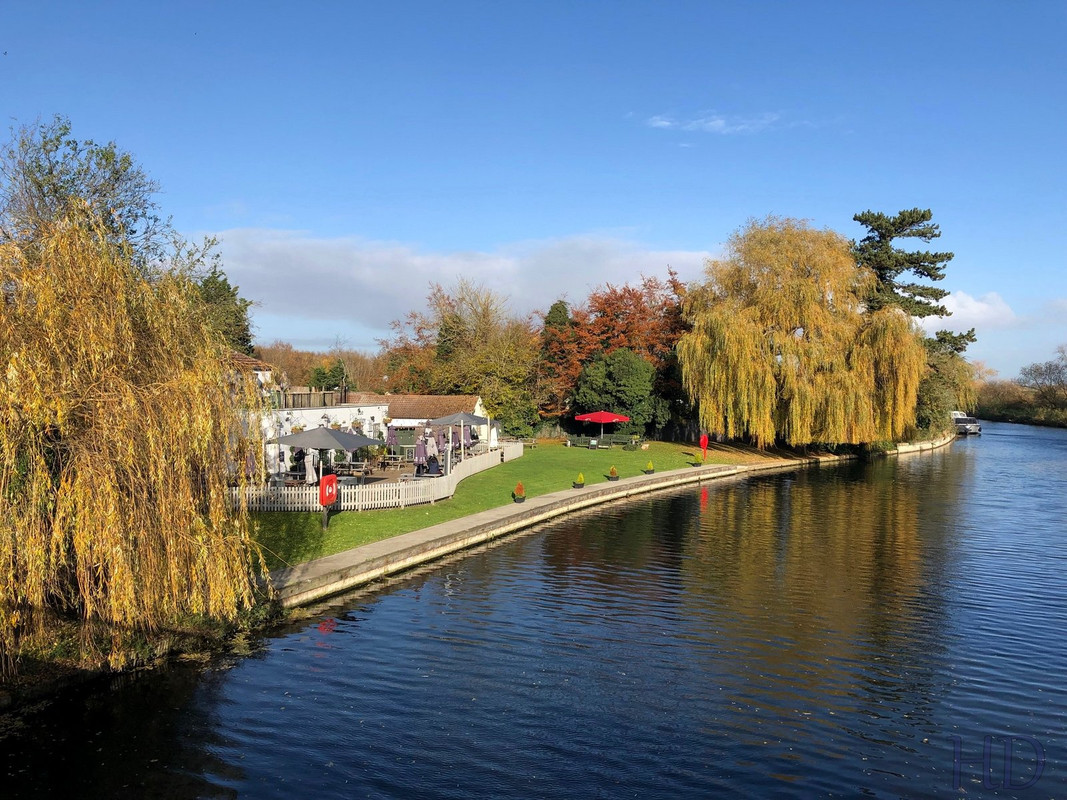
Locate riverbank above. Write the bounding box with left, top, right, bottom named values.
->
left=0, top=432, right=955, bottom=713
left=272, top=430, right=956, bottom=608
left=975, top=408, right=1067, bottom=428
left=253, top=438, right=799, bottom=569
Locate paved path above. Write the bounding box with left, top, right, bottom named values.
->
left=271, top=433, right=956, bottom=608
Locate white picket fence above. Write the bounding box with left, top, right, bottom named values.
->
left=231, top=443, right=523, bottom=512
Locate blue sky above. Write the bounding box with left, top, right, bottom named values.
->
left=3, top=1, right=1065, bottom=378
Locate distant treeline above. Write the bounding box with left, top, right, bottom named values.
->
left=976, top=345, right=1067, bottom=428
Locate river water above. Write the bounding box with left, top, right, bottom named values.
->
left=2, top=422, right=1065, bottom=798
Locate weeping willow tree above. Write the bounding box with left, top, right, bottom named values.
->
left=677, top=217, right=927, bottom=447
left=0, top=210, right=267, bottom=676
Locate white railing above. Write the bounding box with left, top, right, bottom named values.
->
left=232, top=443, right=523, bottom=512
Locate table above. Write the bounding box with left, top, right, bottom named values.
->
left=335, top=461, right=372, bottom=478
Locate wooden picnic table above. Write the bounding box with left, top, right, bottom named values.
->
left=335, top=460, right=373, bottom=477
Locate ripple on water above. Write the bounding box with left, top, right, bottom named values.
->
left=3, top=422, right=1065, bottom=799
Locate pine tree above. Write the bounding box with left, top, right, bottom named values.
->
left=851, top=208, right=954, bottom=318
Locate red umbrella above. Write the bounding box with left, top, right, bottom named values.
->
left=574, top=410, right=631, bottom=438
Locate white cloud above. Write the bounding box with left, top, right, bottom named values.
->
left=646, top=111, right=781, bottom=135
left=918, top=290, right=1017, bottom=334
left=216, top=229, right=711, bottom=350
left=646, top=115, right=675, bottom=129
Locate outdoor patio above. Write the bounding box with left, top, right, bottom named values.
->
left=240, top=442, right=523, bottom=513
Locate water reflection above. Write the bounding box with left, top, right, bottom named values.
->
left=2, top=423, right=1065, bottom=798
left=1, top=661, right=247, bottom=799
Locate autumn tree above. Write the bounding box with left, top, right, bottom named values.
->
left=380, top=280, right=540, bottom=435
left=678, top=217, right=927, bottom=447
left=581, top=273, right=686, bottom=372
left=534, top=275, right=688, bottom=431
left=0, top=211, right=267, bottom=675
left=537, top=300, right=583, bottom=421
left=1017, top=345, right=1067, bottom=408
left=255, top=340, right=319, bottom=386
left=332, top=343, right=387, bottom=394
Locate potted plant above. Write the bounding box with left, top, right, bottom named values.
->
left=643, top=460, right=655, bottom=475
left=573, top=472, right=585, bottom=489
left=512, top=481, right=526, bottom=503
left=608, top=465, right=619, bottom=481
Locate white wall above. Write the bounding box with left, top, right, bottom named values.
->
left=262, top=402, right=390, bottom=473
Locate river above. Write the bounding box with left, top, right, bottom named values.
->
left=2, top=421, right=1065, bottom=798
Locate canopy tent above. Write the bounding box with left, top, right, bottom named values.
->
left=272, top=427, right=381, bottom=483
left=428, top=412, right=488, bottom=428
left=428, top=411, right=489, bottom=468
left=574, top=410, right=631, bottom=439
left=274, top=427, right=380, bottom=452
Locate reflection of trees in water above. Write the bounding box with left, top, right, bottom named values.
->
left=532, top=458, right=966, bottom=724
left=0, top=664, right=243, bottom=799
left=683, top=457, right=966, bottom=720
left=536, top=496, right=699, bottom=612
left=539, top=495, right=696, bottom=575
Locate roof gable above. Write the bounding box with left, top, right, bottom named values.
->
left=230, top=351, right=274, bottom=372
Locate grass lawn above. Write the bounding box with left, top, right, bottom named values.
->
left=253, top=438, right=795, bottom=571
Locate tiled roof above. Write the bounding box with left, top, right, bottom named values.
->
left=230, top=351, right=274, bottom=372
left=386, top=395, right=479, bottom=421
left=345, top=392, right=390, bottom=407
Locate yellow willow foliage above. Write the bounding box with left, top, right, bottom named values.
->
left=854, top=308, right=928, bottom=441
left=679, top=217, right=926, bottom=447
left=0, top=216, right=267, bottom=675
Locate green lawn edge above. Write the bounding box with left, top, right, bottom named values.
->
left=252, top=439, right=797, bottom=571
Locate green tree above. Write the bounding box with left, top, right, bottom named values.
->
left=853, top=208, right=979, bottom=433
left=678, top=217, right=927, bottom=447
left=573, top=348, right=664, bottom=434
left=196, top=263, right=255, bottom=354
left=852, top=208, right=954, bottom=318
left=0, top=116, right=169, bottom=269
left=309, top=358, right=347, bottom=391
left=913, top=335, right=979, bottom=429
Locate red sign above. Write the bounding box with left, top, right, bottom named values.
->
left=319, top=474, right=338, bottom=506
